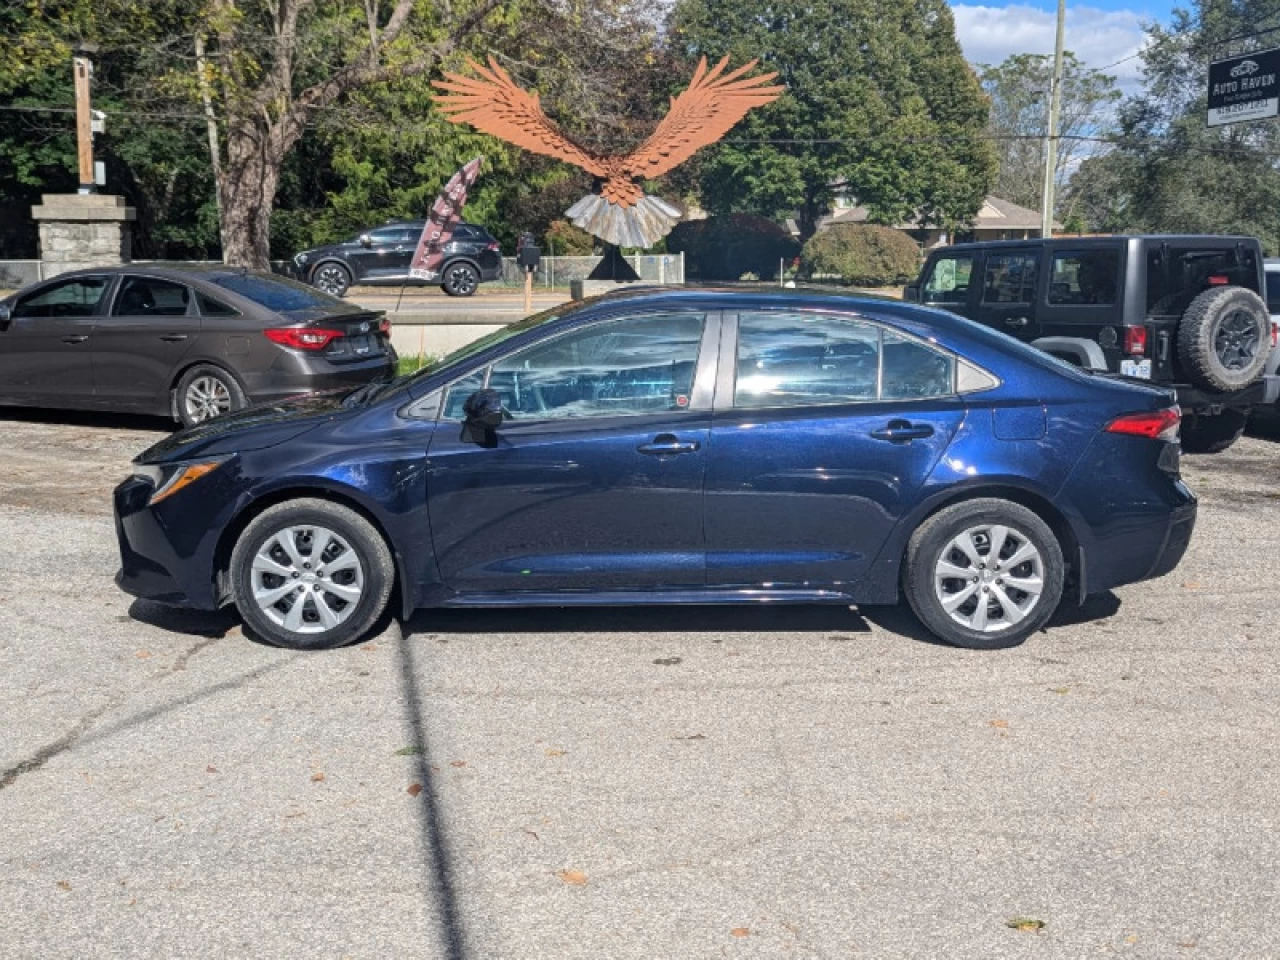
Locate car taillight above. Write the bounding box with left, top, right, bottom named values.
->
left=1124, top=325, right=1148, bottom=356
left=486, top=242, right=500, bottom=252
left=1207, top=274, right=1230, bottom=285
left=264, top=327, right=343, bottom=351
left=1272, top=319, right=1279, bottom=349
left=378, top=316, right=391, bottom=336
left=1105, top=406, right=1181, bottom=441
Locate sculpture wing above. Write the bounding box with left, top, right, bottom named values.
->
left=622, top=57, right=784, bottom=181
left=433, top=57, right=606, bottom=177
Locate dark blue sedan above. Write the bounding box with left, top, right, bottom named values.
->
left=114, top=289, right=1196, bottom=650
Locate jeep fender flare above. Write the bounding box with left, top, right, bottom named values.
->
left=1031, top=336, right=1108, bottom=370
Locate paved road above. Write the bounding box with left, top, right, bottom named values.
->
left=348, top=286, right=569, bottom=319
left=2, top=408, right=1279, bottom=958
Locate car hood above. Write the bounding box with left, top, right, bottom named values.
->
left=135, top=392, right=353, bottom=464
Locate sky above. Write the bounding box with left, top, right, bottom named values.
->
left=951, top=0, right=1179, bottom=91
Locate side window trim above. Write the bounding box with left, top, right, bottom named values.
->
left=436, top=309, right=714, bottom=423
left=719, top=309, right=975, bottom=413
left=1044, top=246, right=1122, bottom=307
left=109, top=274, right=197, bottom=318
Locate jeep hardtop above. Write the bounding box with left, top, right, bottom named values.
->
left=906, top=235, right=1280, bottom=453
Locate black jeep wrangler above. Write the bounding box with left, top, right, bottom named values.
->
left=906, top=235, right=1280, bottom=453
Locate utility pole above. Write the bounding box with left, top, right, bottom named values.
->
left=1040, top=0, right=1067, bottom=237
left=73, top=55, right=96, bottom=194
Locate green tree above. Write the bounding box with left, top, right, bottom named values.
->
left=667, top=0, right=997, bottom=240
left=979, top=52, right=1121, bottom=212
left=1064, top=0, right=1280, bottom=252
left=802, top=223, right=920, bottom=285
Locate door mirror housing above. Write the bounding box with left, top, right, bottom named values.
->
left=903, top=283, right=920, bottom=303
left=359, top=234, right=373, bottom=248
left=462, top=388, right=505, bottom=429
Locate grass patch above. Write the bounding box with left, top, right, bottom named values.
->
left=396, top=354, right=441, bottom=376
left=393, top=745, right=424, bottom=756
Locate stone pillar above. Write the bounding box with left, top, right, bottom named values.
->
left=30, top=194, right=136, bottom=279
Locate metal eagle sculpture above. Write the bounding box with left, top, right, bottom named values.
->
left=433, top=56, right=784, bottom=249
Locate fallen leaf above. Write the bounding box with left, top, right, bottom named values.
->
left=206, top=765, right=218, bottom=774
left=56, top=880, right=72, bottom=891
left=1178, top=940, right=1198, bottom=949
left=1049, top=687, right=1070, bottom=695
left=311, top=772, right=326, bottom=783
left=393, top=746, right=423, bottom=756
left=1125, top=934, right=1139, bottom=944
left=653, top=657, right=682, bottom=666
left=135, top=650, right=152, bottom=660
left=730, top=927, right=750, bottom=937
left=557, top=869, right=588, bottom=886
left=450, top=760, right=467, bottom=768
left=545, top=749, right=567, bottom=757
left=1182, top=581, right=1202, bottom=590
left=407, top=783, right=423, bottom=797
left=988, top=719, right=1010, bottom=729
left=673, top=733, right=707, bottom=741
left=1006, top=917, right=1045, bottom=932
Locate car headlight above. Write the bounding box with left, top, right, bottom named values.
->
left=132, top=458, right=229, bottom=505
left=294, top=252, right=309, bottom=265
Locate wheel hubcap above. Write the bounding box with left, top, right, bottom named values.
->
left=316, top=266, right=348, bottom=295
left=1214, top=310, right=1260, bottom=371
left=934, top=524, right=1045, bottom=633
left=448, top=267, right=476, bottom=294
left=184, top=376, right=231, bottom=423
left=251, top=525, right=365, bottom=635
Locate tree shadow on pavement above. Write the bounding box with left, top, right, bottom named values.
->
left=0, top=407, right=174, bottom=432
left=128, top=598, right=240, bottom=638
left=394, top=627, right=469, bottom=960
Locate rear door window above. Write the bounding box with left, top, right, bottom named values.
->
left=1265, top=272, right=1280, bottom=314
left=922, top=254, right=975, bottom=305
left=112, top=276, right=192, bottom=316
left=981, top=252, right=1038, bottom=304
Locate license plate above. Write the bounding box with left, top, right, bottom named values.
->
left=348, top=334, right=375, bottom=355
left=1121, top=358, right=1152, bottom=379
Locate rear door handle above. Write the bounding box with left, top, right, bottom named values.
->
left=1004, top=316, right=1029, bottom=327
left=160, top=334, right=189, bottom=342
left=61, top=334, right=89, bottom=344
left=637, top=433, right=701, bottom=455
left=870, top=420, right=934, bottom=443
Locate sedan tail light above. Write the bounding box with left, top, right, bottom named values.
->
left=378, top=316, right=392, bottom=336
left=1105, top=406, right=1181, bottom=442
left=265, top=327, right=343, bottom=351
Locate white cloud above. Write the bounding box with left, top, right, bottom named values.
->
left=952, top=4, right=1150, bottom=89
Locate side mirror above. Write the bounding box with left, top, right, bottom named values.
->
left=903, top=284, right=921, bottom=303
left=462, top=388, right=505, bottom=429
left=359, top=234, right=373, bottom=248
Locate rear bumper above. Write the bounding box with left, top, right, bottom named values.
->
left=1145, top=500, right=1197, bottom=581
left=1174, top=376, right=1278, bottom=413
left=241, top=350, right=397, bottom=405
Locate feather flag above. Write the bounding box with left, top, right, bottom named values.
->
left=409, top=157, right=483, bottom=280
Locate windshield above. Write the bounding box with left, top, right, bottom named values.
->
left=383, top=305, right=565, bottom=394
left=211, top=272, right=347, bottom=312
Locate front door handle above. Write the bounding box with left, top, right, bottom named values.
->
left=61, top=334, right=89, bottom=344
left=637, top=433, right=701, bottom=456
left=870, top=420, right=934, bottom=443
left=160, top=333, right=189, bottom=342
left=1004, top=316, right=1029, bottom=327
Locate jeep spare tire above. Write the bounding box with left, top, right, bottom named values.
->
left=1177, top=285, right=1270, bottom=391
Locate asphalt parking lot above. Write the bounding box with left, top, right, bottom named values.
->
left=3, top=409, right=1279, bottom=959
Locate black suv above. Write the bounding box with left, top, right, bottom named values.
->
left=290, top=221, right=503, bottom=298
left=906, top=235, right=1280, bottom=453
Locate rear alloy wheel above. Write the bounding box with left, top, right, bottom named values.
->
left=176, top=364, right=245, bottom=428
left=312, top=262, right=352, bottom=298
left=904, top=499, right=1065, bottom=649
left=1177, top=286, right=1270, bottom=391
left=442, top=262, right=479, bottom=297
left=231, top=499, right=394, bottom=650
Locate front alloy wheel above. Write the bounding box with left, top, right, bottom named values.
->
left=313, top=263, right=352, bottom=297
left=251, top=525, right=366, bottom=635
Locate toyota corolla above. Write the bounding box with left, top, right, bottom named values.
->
left=114, top=289, right=1196, bottom=650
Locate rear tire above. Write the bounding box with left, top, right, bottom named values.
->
left=442, top=262, right=479, bottom=297
left=230, top=499, right=394, bottom=650
left=1177, top=286, right=1269, bottom=391
left=176, top=364, right=246, bottom=428
left=903, top=499, right=1065, bottom=650
left=1180, top=410, right=1247, bottom=455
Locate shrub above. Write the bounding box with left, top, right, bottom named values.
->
left=801, top=224, right=921, bottom=286
left=667, top=214, right=799, bottom=281
left=544, top=219, right=596, bottom=255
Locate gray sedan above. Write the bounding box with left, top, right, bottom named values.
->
left=0, top=266, right=397, bottom=427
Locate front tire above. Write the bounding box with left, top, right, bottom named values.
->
left=176, top=364, right=246, bottom=428
left=230, top=499, right=395, bottom=650
left=1180, top=410, right=1247, bottom=454
left=312, top=262, right=352, bottom=298
left=442, top=262, right=480, bottom=297
left=903, top=499, right=1065, bottom=650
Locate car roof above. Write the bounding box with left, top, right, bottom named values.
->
left=933, top=235, right=1260, bottom=253
left=26, top=264, right=287, bottom=283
